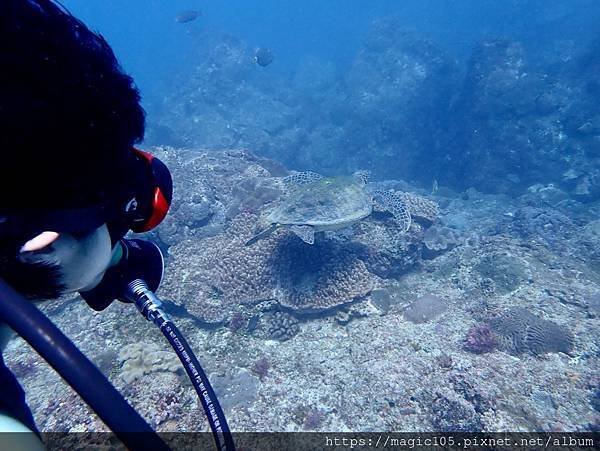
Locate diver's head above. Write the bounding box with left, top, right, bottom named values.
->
left=0, top=1, right=171, bottom=299
left=0, top=0, right=146, bottom=211
left=0, top=147, right=172, bottom=300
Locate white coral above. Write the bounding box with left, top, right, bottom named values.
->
left=118, top=342, right=181, bottom=384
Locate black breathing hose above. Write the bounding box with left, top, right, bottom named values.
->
left=126, top=279, right=235, bottom=451
left=0, top=278, right=170, bottom=451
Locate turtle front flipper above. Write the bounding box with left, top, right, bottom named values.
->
left=290, top=225, right=315, bottom=244
left=371, top=190, right=411, bottom=233
left=245, top=223, right=279, bottom=246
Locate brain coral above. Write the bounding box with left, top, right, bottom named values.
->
left=488, top=308, right=574, bottom=356
left=160, top=212, right=382, bottom=323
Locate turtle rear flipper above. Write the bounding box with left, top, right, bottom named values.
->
left=371, top=190, right=411, bottom=233
left=245, top=223, right=279, bottom=246
left=290, top=225, right=315, bottom=244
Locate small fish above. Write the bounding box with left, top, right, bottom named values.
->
left=175, top=10, right=201, bottom=24
left=254, top=47, right=273, bottom=67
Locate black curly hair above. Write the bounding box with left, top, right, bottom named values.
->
left=0, top=0, right=145, bottom=210
left=0, top=0, right=146, bottom=297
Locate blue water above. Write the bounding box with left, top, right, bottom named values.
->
left=5, top=0, right=600, bottom=437
left=61, top=0, right=600, bottom=125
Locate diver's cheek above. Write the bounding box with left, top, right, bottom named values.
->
left=70, top=224, right=114, bottom=292
left=81, top=271, right=107, bottom=292
left=48, top=224, right=113, bottom=293
left=17, top=225, right=114, bottom=294
left=81, top=241, right=125, bottom=292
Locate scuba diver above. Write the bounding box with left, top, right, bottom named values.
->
left=0, top=1, right=233, bottom=450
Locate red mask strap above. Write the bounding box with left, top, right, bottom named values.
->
left=130, top=148, right=172, bottom=232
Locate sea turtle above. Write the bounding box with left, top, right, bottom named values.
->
left=245, top=171, right=411, bottom=245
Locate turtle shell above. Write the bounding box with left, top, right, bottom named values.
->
left=267, top=176, right=372, bottom=228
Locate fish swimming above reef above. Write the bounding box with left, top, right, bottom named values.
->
left=254, top=47, right=274, bottom=67
left=175, top=10, right=201, bottom=23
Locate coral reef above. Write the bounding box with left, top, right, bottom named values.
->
left=474, top=254, right=528, bottom=294
left=302, top=408, right=325, bottom=430
left=150, top=30, right=297, bottom=162
left=151, top=19, right=457, bottom=183
left=146, top=390, right=184, bottom=429
left=161, top=212, right=384, bottom=323
left=423, top=226, right=461, bottom=252
left=464, top=324, right=498, bottom=354
left=228, top=312, right=248, bottom=332
left=159, top=177, right=436, bottom=325
left=210, top=368, right=260, bottom=414
left=506, top=206, right=575, bottom=249
left=149, top=147, right=286, bottom=247
left=403, top=294, right=447, bottom=324
left=158, top=160, right=438, bottom=317
left=258, top=311, right=300, bottom=341
left=370, top=288, right=393, bottom=314
left=430, top=389, right=483, bottom=432
left=439, top=34, right=600, bottom=199
left=443, top=39, right=565, bottom=193
left=118, top=342, right=182, bottom=384
left=250, top=357, right=270, bottom=381
left=3, top=148, right=598, bottom=434
left=148, top=9, right=600, bottom=200
left=397, top=192, right=440, bottom=225
left=574, top=220, right=600, bottom=274
left=342, top=19, right=457, bottom=180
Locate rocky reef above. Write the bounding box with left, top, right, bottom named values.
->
left=150, top=14, right=600, bottom=201
left=3, top=147, right=598, bottom=435
left=157, top=148, right=439, bottom=325
left=149, top=18, right=457, bottom=183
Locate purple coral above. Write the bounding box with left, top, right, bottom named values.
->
left=251, top=356, right=270, bottom=380
left=303, top=408, right=324, bottom=430
left=464, top=324, right=497, bottom=354
left=229, top=312, right=247, bottom=332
